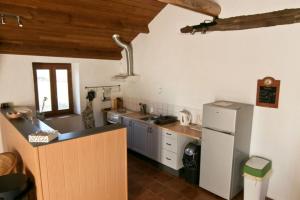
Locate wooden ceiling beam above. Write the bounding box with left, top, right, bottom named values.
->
left=0, top=0, right=165, bottom=59
left=180, top=8, right=300, bottom=33
left=0, top=41, right=122, bottom=60
left=0, top=26, right=140, bottom=51
left=157, top=0, right=221, bottom=17
left=43, top=0, right=163, bottom=18
left=0, top=1, right=156, bottom=24
left=0, top=39, right=118, bottom=53
left=114, top=0, right=166, bottom=11
left=0, top=2, right=150, bottom=33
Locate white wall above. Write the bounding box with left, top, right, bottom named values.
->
left=0, top=54, right=122, bottom=150
left=77, top=59, right=123, bottom=126
left=122, top=2, right=300, bottom=200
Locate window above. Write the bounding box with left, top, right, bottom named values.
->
left=33, top=63, right=74, bottom=117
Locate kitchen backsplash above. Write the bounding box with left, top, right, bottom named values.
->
left=123, top=97, right=202, bottom=125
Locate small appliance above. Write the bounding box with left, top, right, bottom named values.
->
left=179, top=110, right=191, bottom=126
left=182, top=142, right=201, bottom=185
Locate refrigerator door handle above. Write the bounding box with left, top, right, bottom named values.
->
left=203, top=127, right=234, bottom=135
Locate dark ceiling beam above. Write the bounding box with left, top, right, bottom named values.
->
left=157, top=0, right=221, bottom=17
left=181, top=8, right=300, bottom=33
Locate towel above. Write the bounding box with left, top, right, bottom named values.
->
left=81, top=101, right=95, bottom=129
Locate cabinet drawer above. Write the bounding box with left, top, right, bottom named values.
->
left=162, top=129, right=177, bottom=141
left=162, top=136, right=177, bottom=153
left=161, top=149, right=177, bottom=169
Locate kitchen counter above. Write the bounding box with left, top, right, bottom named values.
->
left=0, top=107, right=128, bottom=200
left=0, top=107, right=124, bottom=147
left=122, top=111, right=202, bottom=140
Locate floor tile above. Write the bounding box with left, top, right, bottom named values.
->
left=127, top=152, right=261, bottom=200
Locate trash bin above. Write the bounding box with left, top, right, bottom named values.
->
left=182, top=142, right=201, bottom=185
left=243, top=156, right=272, bottom=200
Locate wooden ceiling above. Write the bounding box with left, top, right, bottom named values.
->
left=0, top=0, right=166, bottom=60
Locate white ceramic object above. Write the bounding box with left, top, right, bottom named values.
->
left=179, top=110, right=191, bottom=126
left=6, top=112, right=22, bottom=119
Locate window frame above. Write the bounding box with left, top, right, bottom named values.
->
left=32, top=63, right=74, bottom=117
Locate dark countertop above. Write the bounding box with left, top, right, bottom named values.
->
left=1, top=108, right=124, bottom=148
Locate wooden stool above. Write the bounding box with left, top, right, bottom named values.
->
left=0, top=152, right=17, bottom=176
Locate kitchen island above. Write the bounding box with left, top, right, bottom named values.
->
left=0, top=108, right=128, bottom=200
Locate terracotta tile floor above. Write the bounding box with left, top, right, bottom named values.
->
left=128, top=152, right=245, bottom=200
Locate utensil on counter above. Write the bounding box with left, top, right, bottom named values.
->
left=111, top=98, right=117, bottom=110
left=112, top=97, right=124, bottom=110
left=139, top=103, right=147, bottom=115
left=116, top=97, right=123, bottom=110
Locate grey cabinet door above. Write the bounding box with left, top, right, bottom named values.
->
left=132, top=121, right=149, bottom=156
left=147, top=126, right=161, bottom=162
left=121, top=117, right=133, bottom=149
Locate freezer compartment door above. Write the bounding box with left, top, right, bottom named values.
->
left=200, top=128, right=234, bottom=200
left=203, top=105, right=237, bottom=134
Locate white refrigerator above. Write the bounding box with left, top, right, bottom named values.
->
left=200, top=101, right=254, bottom=200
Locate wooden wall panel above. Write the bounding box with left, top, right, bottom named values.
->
left=61, top=140, right=82, bottom=200
left=38, top=129, right=128, bottom=200
left=0, top=114, right=44, bottom=200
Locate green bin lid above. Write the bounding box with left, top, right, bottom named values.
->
left=243, top=156, right=272, bottom=178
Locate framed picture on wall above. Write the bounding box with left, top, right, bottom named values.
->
left=256, top=77, right=280, bottom=108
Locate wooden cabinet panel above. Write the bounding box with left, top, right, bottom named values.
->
left=0, top=114, right=44, bottom=200
left=1, top=112, right=127, bottom=200
left=38, top=129, right=128, bottom=200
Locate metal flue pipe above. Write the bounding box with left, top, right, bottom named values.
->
left=112, top=34, right=134, bottom=77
